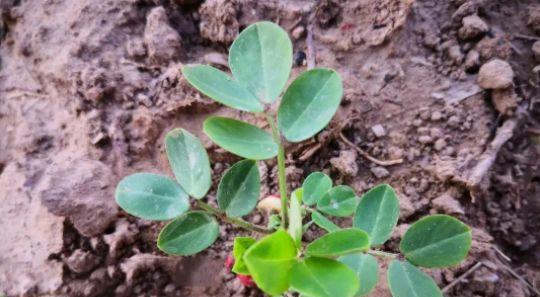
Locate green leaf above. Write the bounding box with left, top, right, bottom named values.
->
left=306, top=228, right=370, bottom=257
left=217, top=159, right=260, bottom=217
left=353, top=184, right=400, bottom=246
left=303, top=172, right=332, bottom=206
left=278, top=68, right=343, bottom=142
left=157, top=211, right=219, bottom=256
left=317, top=185, right=358, bottom=217
left=165, top=128, right=211, bottom=199
left=387, top=260, right=442, bottom=297
left=203, top=116, right=278, bottom=160
left=232, top=237, right=256, bottom=275
left=181, top=64, right=264, bottom=112
left=311, top=211, right=340, bottom=233
left=400, top=214, right=472, bottom=268
left=339, top=253, right=379, bottom=296
left=115, top=173, right=189, bottom=220
left=288, top=188, right=304, bottom=247
left=243, top=230, right=297, bottom=296
left=289, top=257, right=359, bottom=297
left=229, top=21, right=292, bottom=103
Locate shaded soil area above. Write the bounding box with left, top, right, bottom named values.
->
left=1, top=0, right=539, bottom=296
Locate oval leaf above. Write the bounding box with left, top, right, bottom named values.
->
left=353, top=184, right=400, bottom=246
left=243, top=230, right=297, bottom=296
left=232, top=237, right=256, bottom=275
left=311, top=211, right=340, bottom=233
left=306, top=228, right=370, bottom=257
left=288, top=188, right=304, bottom=247
left=217, top=159, right=260, bottom=217
left=157, top=211, right=219, bottom=256
left=289, top=257, right=359, bottom=297
left=229, top=21, right=292, bottom=103
left=182, top=64, right=264, bottom=112
left=387, top=260, right=442, bottom=297
left=115, top=173, right=189, bottom=220
left=165, top=128, right=211, bottom=199
left=339, top=253, right=379, bottom=296
left=400, top=215, right=472, bottom=268
left=303, top=172, right=332, bottom=206
left=278, top=68, right=343, bottom=142
left=317, top=185, right=358, bottom=217
left=204, top=116, right=278, bottom=160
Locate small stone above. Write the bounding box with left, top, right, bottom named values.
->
left=447, top=45, right=464, bottom=65
left=434, top=139, right=447, bottom=151
left=448, top=115, right=460, bottom=127
left=464, top=49, right=480, bottom=72
left=430, top=111, right=443, bottom=121
left=477, top=59, right=514, bottom=89
left=291, top=26, right=305, bottom=40
left=532, top=41, right=540, bottom=62
left=418, top=135, right=433, bottom=144
left=527, top=5, right=540, bottom=34
left=164, top=283, right=176, bottom=294
left=432, top=192, right=465, bottom=214
left=430, top=127, right=444, bottom=139
left=330, top=150, right=358, bottom=177
left=458, top=15, right=489, bottom=40
left=412, top=119, right=423, bottom=127
left=64, top=250, right=101, bottom=274
left=371, top=124, right=387, bottom=138
left=370, top=166, right=390, bottom=178
left=144, top=7, right=183, bottom=65
left=251, top=214, right=262, bottom=224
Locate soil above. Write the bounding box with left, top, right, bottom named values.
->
left=1, top=0, right=539, bottom=296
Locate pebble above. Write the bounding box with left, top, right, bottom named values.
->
left=532, top=41, right=540, bottom=62
left=477, top=59, right=514, bottom=89
left=447, top=45, right=464, bottom=65
left=464, top=49, right=480, bottom=71
left=430, top=111, right=443, bottom=121
left=370, top=166, right=390, bottom=178
left=412, top=119, right=423, bottom=127
left=418, top=135, right=433, bottom=144
left=430, top=128, right=444, bottom=139
left=291, top=26, right=305, bottom=40
left=458, top=15, right=489, bottom=40
left=371, top=124, right=387, bottom=138
left=434, top=138, right=447, bottom=151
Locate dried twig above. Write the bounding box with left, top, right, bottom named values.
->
left=499, top=263, right=540, bottom=296
left=339, top=132, right=404, bottom=166
left=442, top=262, right=483, bottom=293
left=514, top=34, right=540, bottom=41
left=466, top=117, right=518, bottom=200
left=306, top=23, right=316, bottom=70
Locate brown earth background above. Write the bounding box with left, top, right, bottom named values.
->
left=1, top=0, right=539, bottom=296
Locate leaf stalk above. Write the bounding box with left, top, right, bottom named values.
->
left=196, top=200, right=271, bottom=234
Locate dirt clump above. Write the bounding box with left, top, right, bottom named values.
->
left=458, top=14, right=489, bottom=40
left=477, top=59, right=514, bottom=89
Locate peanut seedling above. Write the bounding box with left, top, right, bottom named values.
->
left=115, top=21, right=472, bottom=297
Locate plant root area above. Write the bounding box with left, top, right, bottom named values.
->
left=1, top=0, right=539, bottom=296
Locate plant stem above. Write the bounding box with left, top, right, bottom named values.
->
left=196, top=200, right=272, bottom=234
left=367, top=249, right=399, bottom=259
left=265, top=113, right=288, bottom=229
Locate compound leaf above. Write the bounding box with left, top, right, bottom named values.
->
left=115, top=173, right=189, bottom=220
left=229, top=21, right=292, bottom=103
left=311, top=211, right=340, bottom=233
left=387, top=260, right=442, bottom=297
left=288, top=188, right=304, bottom=247
left=217, top=159, right=260, bottom=217
left=278, top=68, right=343, bottom=142
left=204, top=116, right=278, bottom=160
left=339, top=253, right=379, bottom=296
left=232, top=237, right=256, bottom=275
left=303, top=172, right=332, bottom=206
left=182, top=64, right=264, bottom=112
left=306, top=228, right=370, bottom=257
left=353, top=184, right=400, bottom=246
left=157, top=211, right=219, bottom=256
left=400, top=215, right=472, bottom=268
left=317, top=185, right=358, bottom=217
left=289, top=257, right=359, bottom=297
left=165, top=128, right=211, bottom=199
left=243, top=230, right=297, bottom=296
